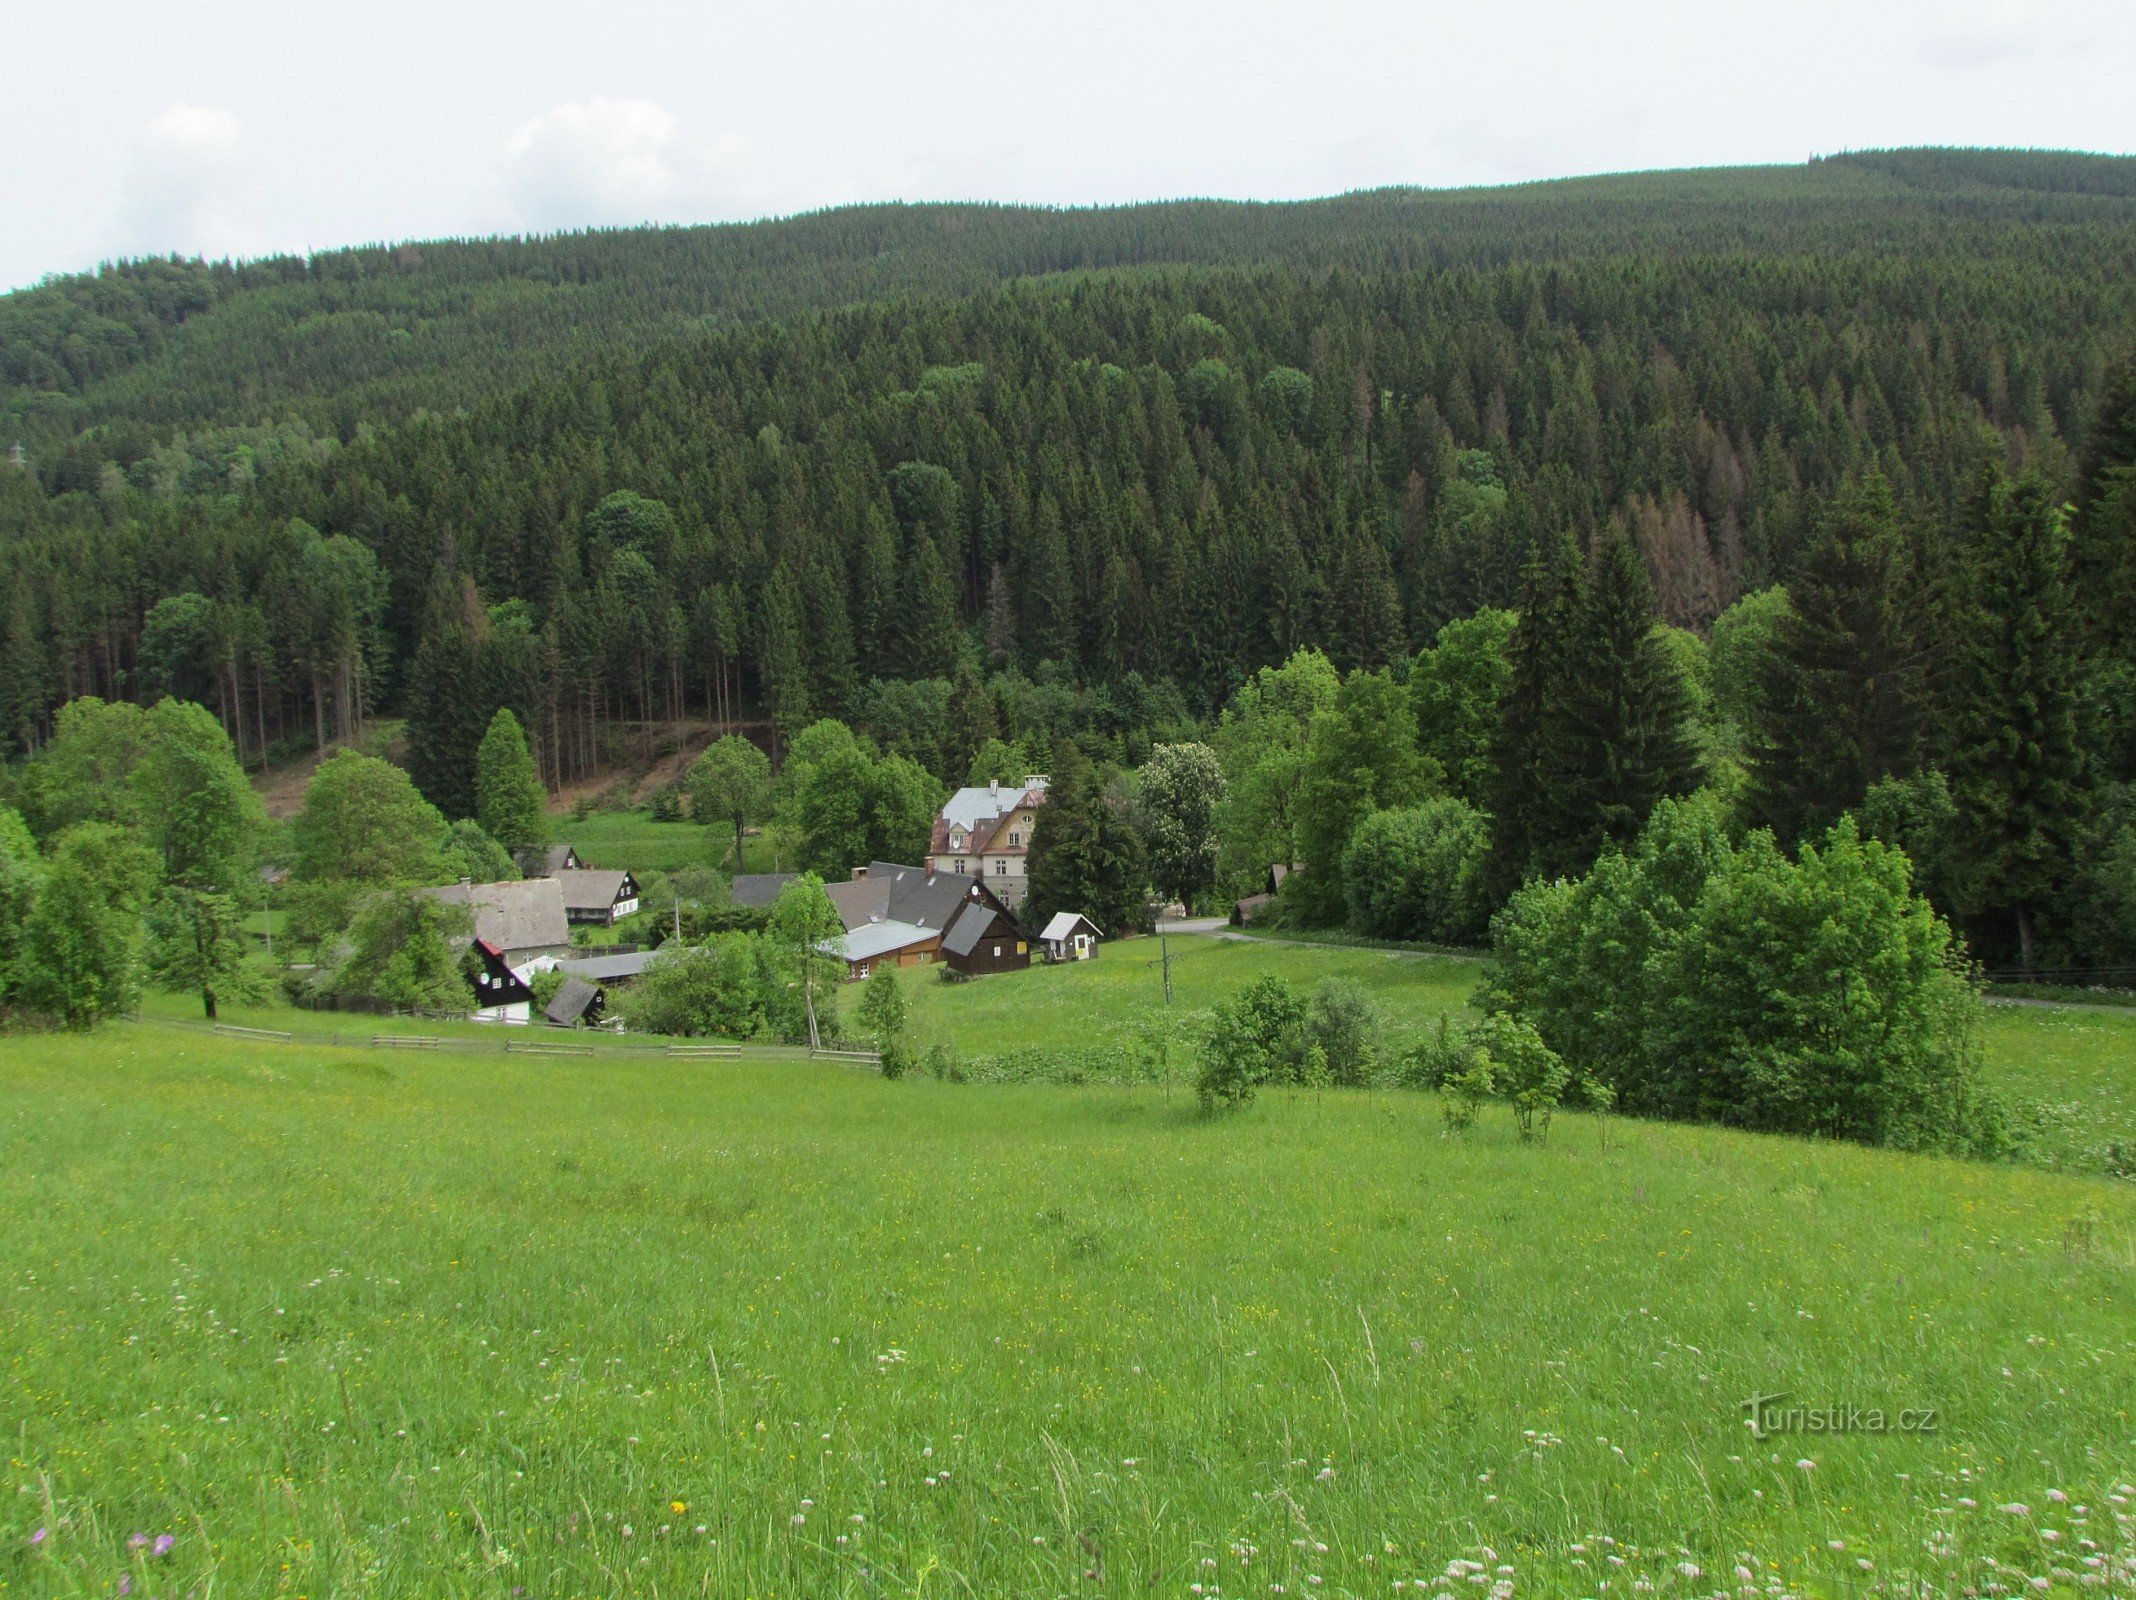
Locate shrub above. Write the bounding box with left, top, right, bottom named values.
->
left=1486, top=796, right=2002, bottom=1155
left=1306, top=977, right=1382, bottom=1085
left=1481, top=1013, right=1568, bottom=1143
left=1341, top=798, right=1493, bottom=944
left=1197, top=975, right=1308, bottom=1109
left=615, top=933, right=767, bottom=1038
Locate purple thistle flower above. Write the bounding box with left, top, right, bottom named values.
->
left=120, top=1577, right=134, bottom=1596
left=152, top=1534, right=176, bottom=1557
left=130, top=1533, right=151, bottom=1549
left=29, top=1527, right=47, bottom=1546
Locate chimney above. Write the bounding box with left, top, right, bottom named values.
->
left=851, top=866, right=868, bottom=880
left=989, top=777, right=999, bottom=798
left=459, top=876, right=472, bottom=889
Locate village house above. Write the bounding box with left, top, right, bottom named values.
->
left=554, top=868, right=641, bottom=926
left=926, top=777, right=1048, bottom=910
left=465, top=939, right=538, bottom=1022
left=420, top=877, right=572, bottom=980
left=512, top=844, right=585, bottom=878
left=820, top=862, right=1029, bottom=980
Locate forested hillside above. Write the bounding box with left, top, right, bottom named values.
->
left=3, top=147, right=2135, bottom=974
left=7, top=147, right=2135, bottom=460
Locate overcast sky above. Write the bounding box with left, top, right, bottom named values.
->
left=3, top=0, right=2131, bottom=292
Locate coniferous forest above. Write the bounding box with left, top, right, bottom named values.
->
left=5, top=147, right=2136, bottom=978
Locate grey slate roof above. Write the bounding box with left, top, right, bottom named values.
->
left=420, top=878, right=570, bottom=956
left=555, top=868, right=633, bottom=913
left=545, top=975, right=602, bottom=1026
left=514, top=844, right=581, bottom=878
left=729, top=873, right=796, bottom=908
left=557, top=949, right=664, bottom=982
left=941, top=901, right=999, bottom=958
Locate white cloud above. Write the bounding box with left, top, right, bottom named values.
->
left=117, top=103, right=254, bottom=259
left=499, top=96, right=755, bottom=232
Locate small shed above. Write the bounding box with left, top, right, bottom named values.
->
left=1039, top=911, right=1102, bottom=963
left=545, top=975, right=605, bottom=1028
left=941, top=900, right=1030, bottom=977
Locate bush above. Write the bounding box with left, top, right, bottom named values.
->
left=1342, top=799, right=1493, bottom=945
left=1481, top=1014, right=1568, bottom=1143
left=614, top=933, right=768, bottom=1038
left=1306, top=977, right=1381, bottom=1085
left=1485, top=796, right=2003, bottom=1155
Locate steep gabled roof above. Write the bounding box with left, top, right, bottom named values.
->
left=545, top=975, right=602, bottom=1026
left=932, top=779, right=1048, bottom=855
left=1040, top=911, right=1102, bottom=942
left=514, top=844, right=581, bottom=878
left=421, top=877, right=570, bottom=954
left=942, top=901, right=1003, bottom=958
left=554, top=868, right=634, bottom=913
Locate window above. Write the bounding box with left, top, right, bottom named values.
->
left=1015, top=941, right=1026, bottom=954
left=954, top=859, right=965, bottom=874
left=994, top=860, right=1007, bottom=875
left=1008, top=831, right=1020, bottom=846
left=856, top=962, right=870, bottom=979
left=992, top=945, right=1001, bottom=958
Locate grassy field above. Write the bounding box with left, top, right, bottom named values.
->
left=561, top=810, right=781, bottom=877
left=842, top=935, right=1482, bottom=1056
left=2, top=1030, right=2132, bottom=1599
left=1982, top=1002, right=2136, bottom=1176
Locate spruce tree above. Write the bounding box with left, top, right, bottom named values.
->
left=403, top=573, right=488, bottom=820
left=1946, top=471, right=2086, bottom=969
left=2071, top=349, right=2136, bottom=658
left=1541, top=529, right=1700, bottom=876
left=475, top=707, right=545, bottom=853
left=1025, top=742, right=1149, bottom=935
left=1746, top=473, right=1925, bottom=846
left=1484, top=531, right=1585, bottom=894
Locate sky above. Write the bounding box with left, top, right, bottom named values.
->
left=3, top=0, right=2132, bottom=292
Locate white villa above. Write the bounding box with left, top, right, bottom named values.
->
left=926, top=776, right=1048, bottom=909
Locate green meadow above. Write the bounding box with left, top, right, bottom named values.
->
left=4, top=1010, right=2134, bottom=1599
left=563, top=811, right=779, bottom=877
left=846, top=934, right=1481, bottom=1055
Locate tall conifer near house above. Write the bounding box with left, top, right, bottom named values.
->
left=1025, top=741, right=1149, bottom=935
left=475, top=707, right=545, bottom=853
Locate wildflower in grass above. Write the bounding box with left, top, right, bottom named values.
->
left=129, top=1534, right=149, bottom=1548
left=1796, top=1459, right=1816, bottom=1472
left=30, top=1528, right=47, bottom=1547
left=151, top=1535, right=174, bottom=1557
left=671, top=1500, right=687, bottom=1515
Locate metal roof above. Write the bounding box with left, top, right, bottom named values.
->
left=825, top=919, right=936, bottom=962
left=1040, top=911, right=1101, bottom=942
left=556, top=949, right=664, bottom=982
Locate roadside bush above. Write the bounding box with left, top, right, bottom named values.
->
left=1485, top=797, right=2003, bottom=1155
left=1341, top=798, right=1493, bottom=944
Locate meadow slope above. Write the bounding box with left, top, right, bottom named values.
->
left=3, top=1031, right=2132, bottom=1598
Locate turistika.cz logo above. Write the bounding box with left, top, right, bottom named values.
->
left=1741, top=1392, right=1939, bottom=1439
